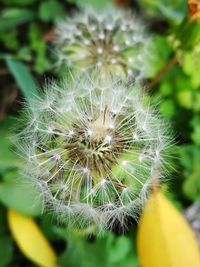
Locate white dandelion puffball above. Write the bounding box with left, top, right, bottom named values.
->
left=18, top=77, right=172, bottom=231
left=55, top=6, right=150, bottom=81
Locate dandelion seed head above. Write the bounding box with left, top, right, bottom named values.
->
left=17, top=77, right=173, bottom=231
left=55, top=7, right=150, bottom=81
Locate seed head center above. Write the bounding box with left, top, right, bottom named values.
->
left=66, top=106, right=125, bottom=176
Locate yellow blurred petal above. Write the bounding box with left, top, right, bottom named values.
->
left=137, top=191, right=200, bottom=267
left=7, top=209, right=58, bottom=267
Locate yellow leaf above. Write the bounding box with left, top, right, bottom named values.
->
left=7, top=209, right=58, bottom=267
left=137, top=191, right=200, bottom=267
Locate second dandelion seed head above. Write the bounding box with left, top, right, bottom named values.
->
left=55, top=7, right=150, bottom=81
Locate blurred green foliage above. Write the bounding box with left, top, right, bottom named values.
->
left=58, top=231, right=138, bottom=267
left=0, top=0, right=200, bottom=266
left=139, top=0, right=187, bottom=24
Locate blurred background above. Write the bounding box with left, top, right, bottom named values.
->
left=0, top=0, right=200, bottom=266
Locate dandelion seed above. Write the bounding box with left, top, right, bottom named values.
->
left=97, top=47, right=103, bottom=54
left=121, top=160, right=128, bottom=166
left=98, top=32, right=105, bottom=40
left=105, top=135, right=112, bottom=143
left=106, top=24, right=114, bottom=31
left=113, top=45, right=120, bottom=52
left=111, top=58, right=117, bottom=65
left=96, top=61, right=103, bottom=67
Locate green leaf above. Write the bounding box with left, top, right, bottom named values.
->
left=0, top=170, right=43, bottom=216
left=191, top=116, right=200, bottom=145
left=58, top=231, right=138, bottom=267
left=29, top=24, right=50, bottom=73
left=191, top=127, right=200, bottom=145
left=107, top=234, right=139, bottom=267
left=39, top=0, right=65, bottom=22
left=0, top=206, right=8, bottom=235
left=176, top=90, right=193, bottom=109
left=0, top=0, right=36, bottom=5
left=0, top=8, right=35, bottom=31
left=139, top=0, right=187, bottom=24
left=59, top=234, right=109, bottom=267
left=176, top=19, right=200, bottom=51
left=159, top=82, right=173, bottom=96
left=108, top=235, right=131, bottom=262
left=6, top=58, right=39, bottom=104
left=183, top=169, right=200, bottom=201
left=160, top=99, right=176, bottom=118
left=179, top=145, right=200, bottom=201
left=144, top=36, right=172, bottom=78
left=183, top=52, right=200, bottom=87
left=179, top=145, right=200, bottom=173
left=68, top=0, right=112, bottom=9
left=0, top=118, right=22, bottom=173
left=0, top=30, right=20, bottom=50
left=0, top=236, right=14, bottom=267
